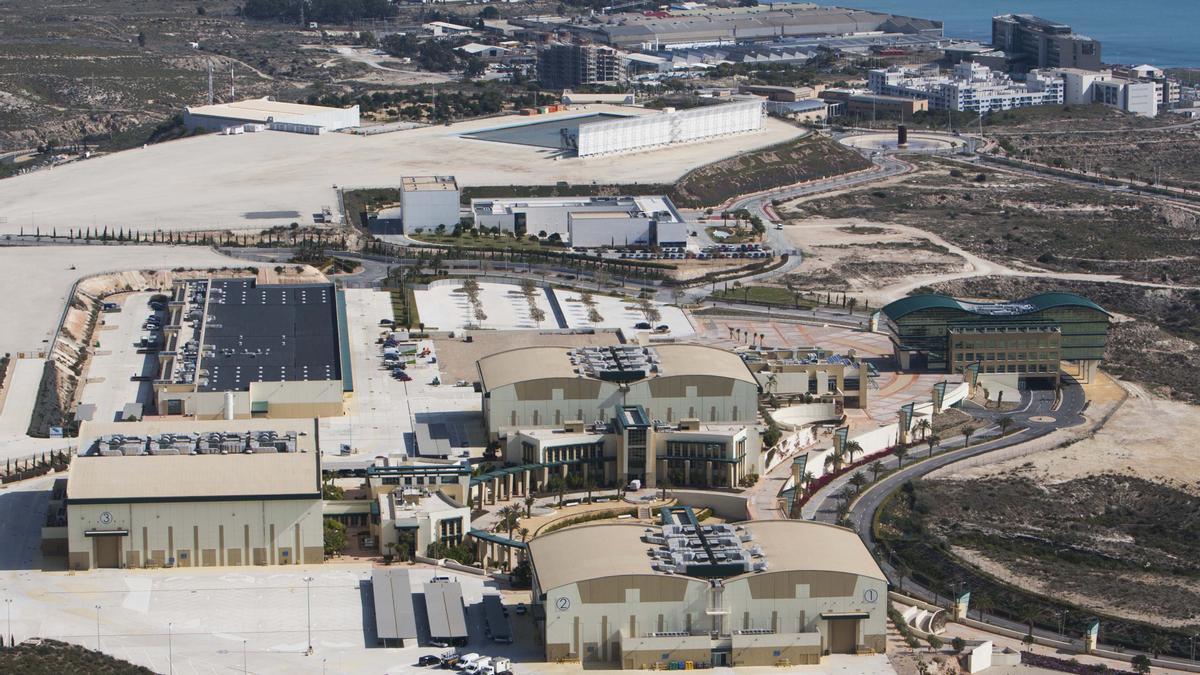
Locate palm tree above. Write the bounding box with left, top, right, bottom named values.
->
left=1018, top=606, right=1042, bottom=643
left=870, top=460, right=885, bottom=482
left=914, top=418, right=932, bottom=440
left=524, top=493, right=536, bottom=518
left=843, top=440, right=863, bottom=465
left=926, top=434, right=940, bottom=458
left=548, top=475, right=567, bottom=507
left=895, top=561, right=911, bottom=593
left=962, top=424, right=978, bottom=448
left=894, top=445, right=909, bottom=468
left=997, top=415, right=1015, bottom=435
left=1147, top=634, right=1170, bottom=659
left=765, top=372, right=778, bottom=395
left=496, top=504, right=521, bottom=539
left=848, top=470, right=868, bottom=494
left=584, top=476, right=597, bottom=503
left=801, top=470, right=816, bottom=494
left=518, top=527, right=530, bottom=543
left=972, top=593, right=994, bottom=622
left=835, top=485, right=856, bottom=508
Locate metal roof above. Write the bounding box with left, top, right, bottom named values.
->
left=423, top=580, right=468, bottom=639
left=881, top=293, right=1109, bottom=321
left=66, top=451, right=320, bottom=503
left=482, top=594, right=512, bottom=643
left=372, top=568, right=419, bottom=642
left=415, top=422, right=455, bottom=458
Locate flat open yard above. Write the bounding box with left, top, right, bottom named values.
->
left=0, top=106, right=801, bottom=232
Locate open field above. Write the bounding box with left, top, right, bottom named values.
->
left=0, top=106, right=802, bottom=231
left=919, top=275, right=1200, bottom=402
left=792, top=158, right=1200, bottom=285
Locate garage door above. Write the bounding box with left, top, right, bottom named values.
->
left=94, top=537, right=122, bottom=569
left=828, top=619, right=857, bottom=654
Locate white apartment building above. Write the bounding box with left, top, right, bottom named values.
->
left=1049, top=68, right=1160, bottom=117
left=868, top=62, right=1063, bottom=113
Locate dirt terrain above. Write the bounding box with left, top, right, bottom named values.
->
left=792, top=158, right=1200, bottom=285
left=778, top=219, right=966, bottom=293
left=910, top=474, right=1200, bottom=629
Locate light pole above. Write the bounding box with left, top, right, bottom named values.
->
left=303, top=576, right=315, bottom=655
left=243, top=639, right=247, bottom=673
left=5, top=598, right=12, bottom=646
left=94, top=604, right=101, bottom=651
left=168, top=622, right=173, bottom=675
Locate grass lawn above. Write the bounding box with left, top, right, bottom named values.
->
left=711, top=285, right=815, bottom=308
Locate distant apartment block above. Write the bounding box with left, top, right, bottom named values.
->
left=869, top=62, right=1063, bottom=113
left=821, top=89, right=929, bottom=118
left=992, top=14, right=1101, bottom=72
left=537, top=43, right=625, bottom=88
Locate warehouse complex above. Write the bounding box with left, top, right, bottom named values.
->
left=478, top=344, right=759, bottom=438
left=471, top=194, right=686, bottom=248
left=527, top=512, right=888, bottom=668
left=153, top=278, right=352, bottom=419
left=477, top=345, right=761, bottom=489
left=552, top=5, right=942, bottom=50
left=573, top=101, right=763, bottom=157
left=50, top=443, right=323, bottom=570
left=182, top=97, right=360, bottom=134
left=879, top=293, right=1110, bottom=386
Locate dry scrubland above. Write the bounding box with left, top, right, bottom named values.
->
left=795, top=158, right=1200, bottom=285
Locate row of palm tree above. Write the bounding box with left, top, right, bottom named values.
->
left=726, top=326, right=767, bottom=347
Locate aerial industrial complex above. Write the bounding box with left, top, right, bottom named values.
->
left=2, top=0, right=1190, bottom=671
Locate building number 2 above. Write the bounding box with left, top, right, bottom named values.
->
left=556, top=597, right=571, bottom=611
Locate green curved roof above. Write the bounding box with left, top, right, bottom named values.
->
left=882, top=293, right=1109, bottom=320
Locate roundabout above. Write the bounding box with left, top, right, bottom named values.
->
left=839, top=131, right=966, bottom=154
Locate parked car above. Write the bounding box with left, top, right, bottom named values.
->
left=514, top=603, right=527, bottom=615
left=394, top=371, right=412, bottom=382
left=417, top=655, right=442, bottom=667
left=634, top=322, right=651, bottom=330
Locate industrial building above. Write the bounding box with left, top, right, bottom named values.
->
left=879, top=293, right=1110, bottom=386
left=820, top=89, right=929, bottom=118
left=48, top=443, right=322, bottom=570
left=1051, top=68, right=1160, bottom=117
left=478, top=344, right=760, bottom=437
left=153, top=278, right=351, bottom=420
left=399, top=175, right=461, bottom=232
left=526, top=512, right=888, bottom=668
left=182, top=97, right=360, bottom=134
left=476, top=344, right=762, bottom=488
left=573, top=100, right=763, bottom=157
left=992, top=14, right=1101, bottom=72
left=550, top=5, right=941, bottom=50
left=537, top=43, right=625, bottom=89
left=869, top=62, right=1064, bottom=112
left=471, top=195, right=686, bottom=248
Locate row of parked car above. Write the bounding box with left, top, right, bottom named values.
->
left=417, top=651, right=512, bottom=674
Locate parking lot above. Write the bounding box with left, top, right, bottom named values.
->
left=320, top=289, right=482, bottom=465
left=77, top=292, right=161, bottom=423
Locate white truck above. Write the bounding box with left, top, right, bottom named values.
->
left=463, top=656, right=491, bottom=674
left=484, top=657, right=512, bottom=674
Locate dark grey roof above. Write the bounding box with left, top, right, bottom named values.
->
left=372, top=568, right=419, bottom=642
left=424, top=580, right=468, bottom=639
left=199, top=279, right=341, bottom=392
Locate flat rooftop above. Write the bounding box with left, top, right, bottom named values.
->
left=185, top=98, right=352, bottom=123
left=200, top=279, right=342, bottom=392
left=401, top=175, right=458, bottom=192
left=66, top=451, right=320, bottom=503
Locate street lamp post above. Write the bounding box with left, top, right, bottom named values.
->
left=168, top=622, right=173, bottom=675
left=243, top=639, right=247, bottom=673
left=5, top=598, right=12, bottom=647
left=303, top=576, right=315, bottom=655
left=94, top=605, right=101, bottom=651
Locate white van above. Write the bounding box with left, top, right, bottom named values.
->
left=484, top=657, right=512, bottom=674
left=463, top=656, right=491, bottom=674
left=455, top=653, right=481, bottom=670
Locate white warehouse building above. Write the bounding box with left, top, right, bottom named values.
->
left=183, top=98, right=360, bottom=134
left=471, top=195, right=687, bottom=248
left=400, top=176, right=461, bottom=232
left=572, top=100, right=763, bottom=157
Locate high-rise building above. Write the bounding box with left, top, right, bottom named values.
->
left=992, top=14, right=1101, bottom=72
left=537, top=43, right=625, bottom=88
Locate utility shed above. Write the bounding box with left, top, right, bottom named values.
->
left=424, top=579, right=469, bottom=645
left=372, top=568, right=419, bottom=647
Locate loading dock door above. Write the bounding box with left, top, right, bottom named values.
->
left=828, top=619, right=857, bottom=654
left=94, top=536, right=121, bottom=568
